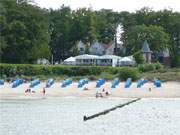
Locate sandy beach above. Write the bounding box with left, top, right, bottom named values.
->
left=0, top=81, right=180, bottom=99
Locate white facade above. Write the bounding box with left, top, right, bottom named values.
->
left=90, top=41, right=105, bottom=55
left=105, top=43, right=115, bottom=55
left=37, top=58, right=49, bottom=65
left=77, top=40, right=86, bottom=55
left=76, top=54, right=99, bottom=65
left=97, top=55, right=121, bottom=67
left=117, top=56, right=135, bottom=66
left=62, top=57, right=76, bottom=65
left=75, top=54, right=123, bottom=67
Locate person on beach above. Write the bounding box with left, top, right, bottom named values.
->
left=25, top=89, right=29, bottom=93
left=42, top=87, right=46, bottom=95
left=84, top=87, right=89, bottom=90
left=25, top=88, right=31, bottom=93
left=102, top=88, right=105, bottom=92
left=96, top=91, right=103, bottom=98
left=105, top=91, right=109, bottom=96
left=149, top=87, right=152, bottom=92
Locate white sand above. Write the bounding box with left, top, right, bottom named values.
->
left=0, top=81, right=180, bottom=98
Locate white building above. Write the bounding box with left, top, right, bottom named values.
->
left=62, top=57, right=76, bottom=65
left=105, top=43, right=115, bottom=55
left=117, top=56, right=135, bottom=66
left=75, top=54, right=123, bottom=67
left=90, top=41, right=105, bottom=55
left=36, top=58, right=50, bottom=65
left=75, top=54, right=99, bottom=65
left=77, top=40, right=86, bottom=55
left=97, top=55, right=121, bottom=67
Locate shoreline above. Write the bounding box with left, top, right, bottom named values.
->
left=0, top=81, right=180, bottom=99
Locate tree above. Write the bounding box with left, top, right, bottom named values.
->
left=133, top=51, right=145, bottom=64
left=49, top=5, right=74, bottom=61
left=0, top=0, right=50, bottom=63
left=124, top=25, right=170, bottom=55
left=71, top=47, right=79, bottom=56
left=85, top=45, right=90, bottom=54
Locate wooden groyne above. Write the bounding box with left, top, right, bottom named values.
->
left=83, top=98, right=141, bottom=121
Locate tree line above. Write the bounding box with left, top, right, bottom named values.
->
left=0, top=0, right=179, bottom=67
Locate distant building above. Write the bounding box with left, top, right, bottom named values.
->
left=104, top=43, right=115, bottom=55
left=90, top=40, right=105, bottom=55
left=62, top=57, right=76, bottom=65
left=77, top=40, right=86, bottom=55
left=75, top=54, right=99, bottom=65
left=37, top=58, right=49, bottom=65
left=158, top=48, right=171, bottom=67
left=74, top=54, right=135, bottom=67
left=97, top=55, right=121, bottom=67
left=141, top=40, right=152, bottom=63
left=75, top=40, right=122, bottom=56
left=117, top=56, right=136, bottom=66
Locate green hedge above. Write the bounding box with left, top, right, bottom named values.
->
left=138, top=62, right=164, bottom=72
left=1, top=63, right=167, bottom=81
left=118, top=67, right=139, bottom=81
left=1, top=64, right=136, bottom=77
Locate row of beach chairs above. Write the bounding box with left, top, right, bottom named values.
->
left=0, top=78, right=162, bottom=88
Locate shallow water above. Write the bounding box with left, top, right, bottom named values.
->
left=0, top=98, right=180, bottom=135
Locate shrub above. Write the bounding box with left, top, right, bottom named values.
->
left=154, top=62, right=164, bottom=70
left=0, top=64, right=139, bottom=80
left=133, top=51, right=145, bottom=64
left=138, top=63, right=164, bottom=72
left=118, top=67, right=139, bottom=81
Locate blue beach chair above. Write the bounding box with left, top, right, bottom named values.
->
left=30, top=79, right=40, bottom=88
left=12, top=79, right=23, bottom=88
left=0, top=79, right=4, bottom=85
left=111, top=78, right=120, bottom=88
left=46, top=78, right=54, bottom=88
left=125, top=78, right=132, bottom=88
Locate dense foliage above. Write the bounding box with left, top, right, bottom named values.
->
left=138, top=62, right=164, bottom=72
left=0, top=0, right=50, bottom=63
left=133, top=51, right=145, bottom=64
left=1, top=63, right=179, bottom=81
left=0, top=1, right=179, bottom=67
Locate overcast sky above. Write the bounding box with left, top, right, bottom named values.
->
left=34, top=0, right=180, bottom=12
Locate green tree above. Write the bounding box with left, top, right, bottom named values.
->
left=71, top=47, right=80, bottom=56
left=133, top=51, right=145, bottom=64
left=0, top=0, right=50, bottom=63
left=85, top=45, right=90, bottom=54
left=124, top=25, right=170, bottom=55
left=49, top=5, right=74, bottom=61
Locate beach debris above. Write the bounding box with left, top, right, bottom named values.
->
left=83, top=98, right=141, bottom=121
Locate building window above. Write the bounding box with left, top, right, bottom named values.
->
left=80, top=48, right=84, bottom=52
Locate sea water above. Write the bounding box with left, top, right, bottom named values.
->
left=0, top=97, right=180, bottom=135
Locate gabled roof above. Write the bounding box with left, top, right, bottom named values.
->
left=119, top=57, right=134, bottom=62
left=64, top=57, right=76, bottom=62
left=99, top=55, right=121, bottom=59
left=75, top=54, right=99, bottom=59
left=142, top=40, right=152, bottom=53
left=105, top=42, right=113, bottom=49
